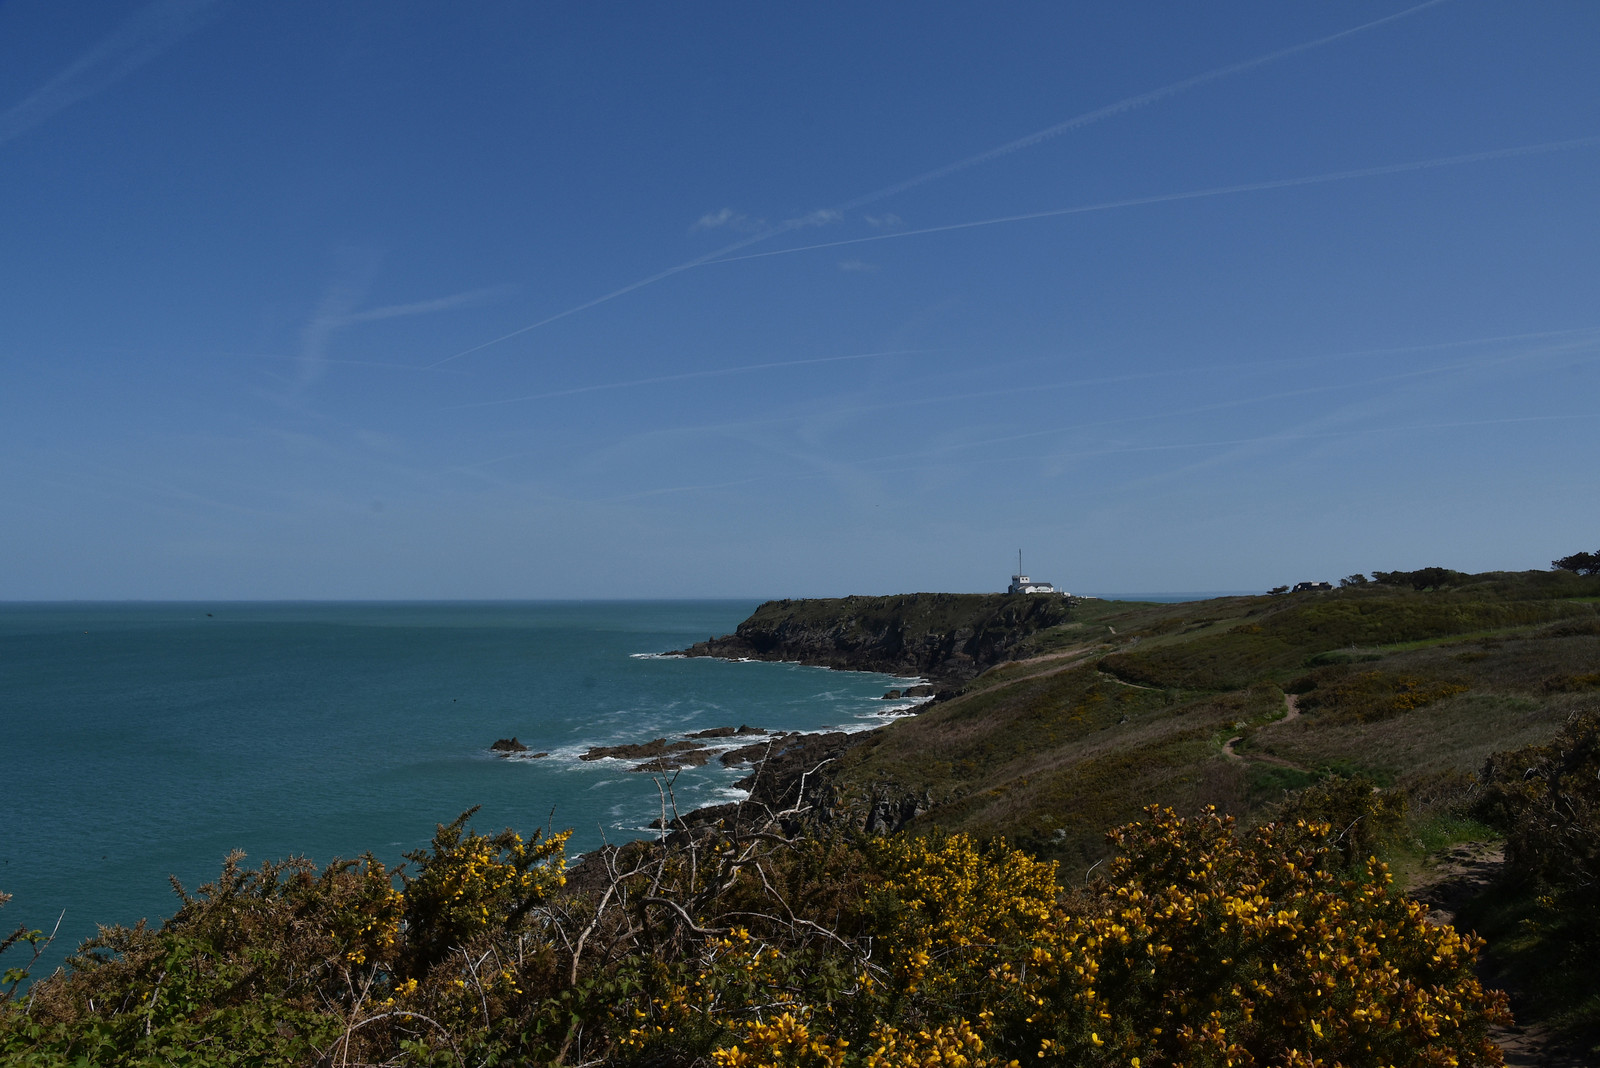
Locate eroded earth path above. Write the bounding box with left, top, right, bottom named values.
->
left=1410, top=843, right=1591, bottom=1068
left=1221, top=693, right=1307, bottom=769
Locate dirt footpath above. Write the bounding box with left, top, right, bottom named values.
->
left=1409, top=842, right=1591, bottom=1068
left=1221, top=693, right=1307, bottom=769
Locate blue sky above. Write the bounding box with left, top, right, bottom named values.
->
left=3, top=1, right=1597, bottom=599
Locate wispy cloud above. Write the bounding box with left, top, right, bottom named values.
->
left=864, top=214, right=904, bottom=229
left=429, top=1, right=1443, bottom=366
left=446, top=408, right=1600, bottom=509
left=297, top=252, right=513, bottom=387
left=444, top=348, right=927, bottom=409
left=339, top=285, right=517, bottom=325
left=438, top=328, right=1600, bottom=506
left=718, top=325, right=1600, bottom=428
left=830, top=0, right=1453, bottom=215
left=852, top=335, right=1600, bottom=466
left=837, top=259, right=878, bottom=273
left=0, top=0, right=224, bottom=150
left=691, top=207, right=764, bottom=232
left=864, top=412, right=1600, bottom=481
left=296, top=250, right=380, bottom=388
left=708, top=135, right=1600, bottom=266
left=594, top=476, right=769, bottom=504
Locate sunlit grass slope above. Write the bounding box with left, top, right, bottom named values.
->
left=833, top=571, right=1600, bottom=870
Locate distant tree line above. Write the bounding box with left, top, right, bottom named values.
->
left=1371, top=567, right=1466, bottom=591
left=1273, top=556, right=1600, bottom=594
left=1552, top=551, right=1600, bottom=576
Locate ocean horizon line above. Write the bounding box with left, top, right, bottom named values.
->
left=0, top=590, right=1260, bottom=606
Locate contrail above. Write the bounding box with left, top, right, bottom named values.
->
left=341, top=285, right=516, bottom=325
left=870, top=412, right=1600, bottom=471
left=707, top=135, right=1600, bottom=265
left=571, top=410, right=1600, bottom=505
left=442, top=348, right=927, bottom=409
left=730, top=324, right=1600, bottom=426
left=458, top=327, right=1597, bottom=460
left=430, top=1, right=1449, bottom=366
left=427, top=252, right=725, bottom=368
left=595, top=476, right=770, bottom=504
left=836, top=336, right=1600, bottom=465
left=0, top=0, right=223, bottom=149
left=831, top=0, right=1454, bottom=213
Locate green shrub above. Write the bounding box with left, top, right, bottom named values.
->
left=1296, top=668, right=1469, bottom=722
left=1471, top=708, right=1600, bottom=1046
left=0, top=806, right=1513, bottom=1068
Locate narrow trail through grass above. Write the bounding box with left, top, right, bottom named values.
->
left=1223, top=693, right=1307, bottom=770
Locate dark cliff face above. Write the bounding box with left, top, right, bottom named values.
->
left=672, top=592, right=1073, bottom=683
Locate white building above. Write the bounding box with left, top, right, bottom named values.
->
left=1007, top=552, right=1067, bottom=595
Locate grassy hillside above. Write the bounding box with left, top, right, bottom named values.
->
left=830, top=570, right=1600, bottom=871
left=6, top=569, right=1596, bottom=1064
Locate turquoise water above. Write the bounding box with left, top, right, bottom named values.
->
left=0, top=602, right=919, bottom=977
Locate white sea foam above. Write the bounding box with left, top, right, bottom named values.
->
left=873, top=700, right=928, bottom=717
left=478, top=646, right=924, bottom=842
left=833, top=719, right=884, bottom=734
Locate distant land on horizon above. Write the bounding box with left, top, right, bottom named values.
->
left=0, top=590, right=1261, bottom=606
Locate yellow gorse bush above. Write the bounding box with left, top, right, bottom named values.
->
left=606, top=811, right=1505, bottom=1068
left=2, top=805, right=1508, bottom=1067
left=397, top=811, right=570, bottom=978
left=1004, top=808, right=1508, bottom=1067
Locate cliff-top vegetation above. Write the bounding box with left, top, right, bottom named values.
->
left=674, top=592, right=1073, bottom=682
left=2, top=799, right=1510, bottom=1066
left=5, top=564, right=1598, bottom=1064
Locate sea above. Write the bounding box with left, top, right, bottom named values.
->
left=0, top=601, right=925, bottom=979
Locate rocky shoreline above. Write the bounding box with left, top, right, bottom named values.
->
left=489, top=702, right=933, bottom=838
left=489, top=594, right=1017, bottom=848
left=573, top=724, right=769, bottom=772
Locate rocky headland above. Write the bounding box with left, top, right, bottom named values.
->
left=670, top=591, right=1073, bottom=684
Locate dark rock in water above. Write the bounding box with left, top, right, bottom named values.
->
left=631, top=748, right=713, bottom=773
left=686, top=724, right=767, bottom=739
left=720, top=731, right=801, bottom=767
left=881, top=689, right=902, bottom=700
left=490, top=737, right=528, bottom=753
left=905, top=684, right=935, bottom=697
left=581, top=738, right=705, bottom=762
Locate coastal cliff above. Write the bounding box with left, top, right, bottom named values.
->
left=672, top=592, right=1073, bottom=683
